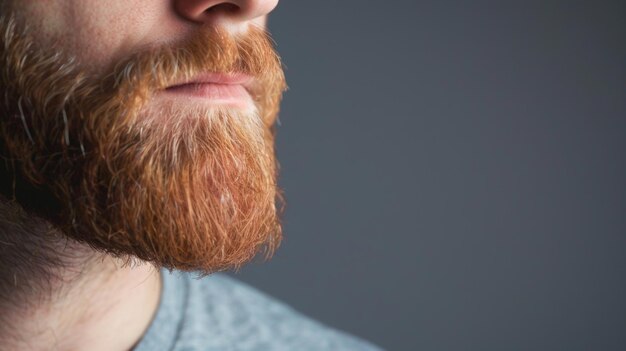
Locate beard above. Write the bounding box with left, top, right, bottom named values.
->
left=0, top=13, right=286, bottom=274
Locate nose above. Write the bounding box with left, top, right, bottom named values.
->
left=174, top=0, right=279, bottom=25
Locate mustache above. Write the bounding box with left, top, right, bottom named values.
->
left=104, top=25, right=281, bottom=102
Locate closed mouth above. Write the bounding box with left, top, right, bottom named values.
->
left=163, top=72, right=253, bottom=106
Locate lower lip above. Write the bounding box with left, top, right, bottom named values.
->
left=163, top=83, right=252, bottom=106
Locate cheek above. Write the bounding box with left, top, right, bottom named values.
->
left=16, top=0, right=170, bottom=70
left=60, top=3, right=153, bottom=68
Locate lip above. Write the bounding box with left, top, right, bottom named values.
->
left=162, top=73, right=253, bottom=106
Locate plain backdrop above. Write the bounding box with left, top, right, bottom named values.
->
left=226, top=1, right=626, bottom=350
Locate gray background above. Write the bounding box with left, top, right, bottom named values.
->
left=227, top=1, right=626, bottom=350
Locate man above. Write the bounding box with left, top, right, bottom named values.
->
left=0, top=1, right=383, bottom=350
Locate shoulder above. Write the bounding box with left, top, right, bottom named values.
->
left=173, top=271, right=384, bottom=351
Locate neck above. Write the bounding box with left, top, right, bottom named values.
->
left=6, top=256, right=162, bottom=351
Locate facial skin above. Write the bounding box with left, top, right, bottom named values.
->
left=0, top=0, right=286, bottom=274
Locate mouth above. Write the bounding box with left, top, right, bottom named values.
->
left=163, top=73, right=254, bottom=107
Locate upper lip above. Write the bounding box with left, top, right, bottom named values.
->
left=167, top=72, right=253, bottom=88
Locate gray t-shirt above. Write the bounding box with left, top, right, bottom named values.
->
left=133, top=269, right=384, bottom=351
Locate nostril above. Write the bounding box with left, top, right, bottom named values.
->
left=204, top=3, right=240, bottom=15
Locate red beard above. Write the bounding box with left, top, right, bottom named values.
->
left=0, top=15, right=286, bottom=274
